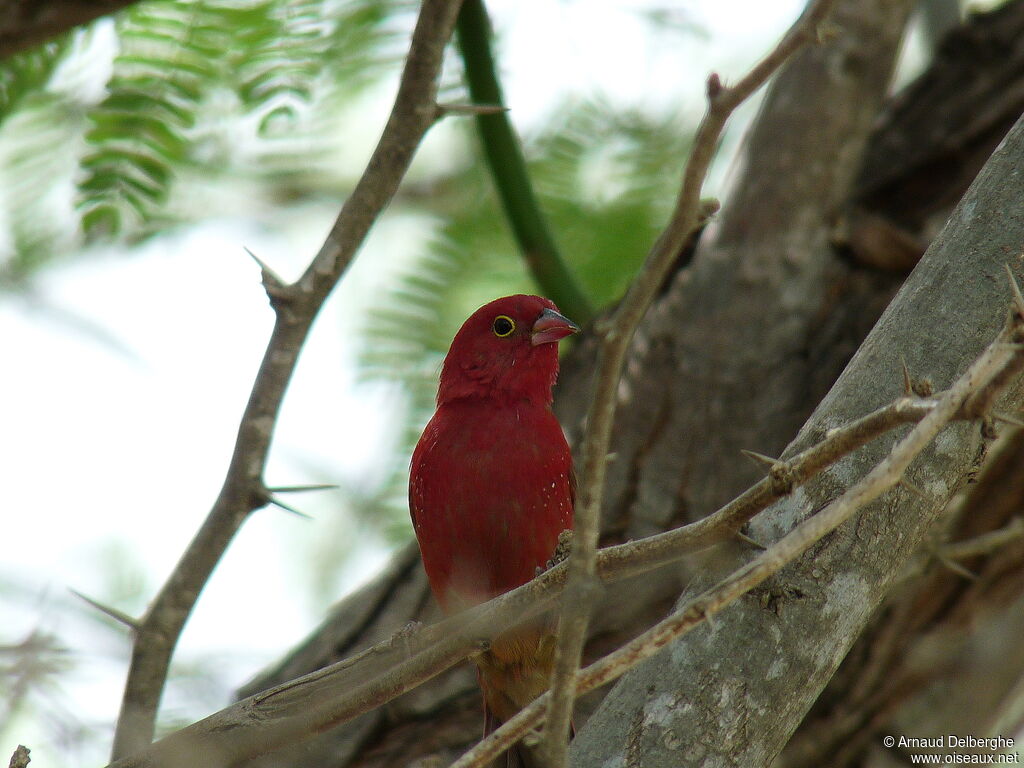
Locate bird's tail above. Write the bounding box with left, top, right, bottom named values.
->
left=482, top=701, right=538, bottom=768
left=475, top=629, right=572, bottom=768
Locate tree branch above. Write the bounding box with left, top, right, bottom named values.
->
left=937, top=516, right=1024, bottom=561
left=455, top=304, right=1024, bottom=768
left=454, top=0, right=594, bottom=324
left=540, top=0, right=838, bottom=763
left=108, top=0, right=465, bottom=758
left=101, top=343, right=1003, bottom=768
left=0, top=0, right=140, bottom=58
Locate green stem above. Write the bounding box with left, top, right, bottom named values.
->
left=455, top=0, right=594, bottom=324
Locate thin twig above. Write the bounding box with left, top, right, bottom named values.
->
left=938, top=517, right=1024, bottom=561
left=541, top=0, right=838, bottom=762
left=454, top=308, right=1024, bottom=768
left=108, top=0, right=466, bottom=759
left=454, top=0, right=594, bottom=324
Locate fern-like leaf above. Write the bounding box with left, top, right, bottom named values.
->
left=78, top=1, right=218, bottom=236
left=0, top=38, right=71, bottom=127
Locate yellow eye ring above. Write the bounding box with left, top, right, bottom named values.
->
left=492, top=315, right=516, bottom=337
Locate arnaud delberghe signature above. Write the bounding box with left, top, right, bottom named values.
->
left=896, top=736, right=1016, bottom=751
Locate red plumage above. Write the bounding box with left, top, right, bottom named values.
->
left=409, top=294, right=578, bottom=758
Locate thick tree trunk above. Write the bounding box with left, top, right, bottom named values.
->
left=238, top=2, right=1024, bottom=766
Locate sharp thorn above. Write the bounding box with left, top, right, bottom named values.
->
left=937, top=555, right=979, bottom=581
left=1005, top=264, right=1024, bottom=316
left=267, top=495, right=313, bottom=519
left=436, top=102, right=508, bottom=118
left=741, top=449, right=780, bottom=469
left=734, top=531, right=767, bottom=550
left=899, top=478, right=930, bottom=501
left=244, top=246, right=288, bottom=291
left=698, top=198, right=721, bottom=221
left=901, top=357, right=913, bottom=396
left=993, top=411, right=1024, bottom=429
left=68, top=588, right=140, bottom=631
left=244, top=246, right=277, bottom=277
left=266, top=484, right=339, bottom=494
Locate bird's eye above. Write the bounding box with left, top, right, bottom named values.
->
left=492, top=315, right=516, bottom=337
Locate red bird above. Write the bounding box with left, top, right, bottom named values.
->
left=410, top=294, right=578, bottom=758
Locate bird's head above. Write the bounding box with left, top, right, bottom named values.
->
left=437, top=294, right=580, bottom=405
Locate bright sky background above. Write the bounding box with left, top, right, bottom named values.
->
left=4, top=0, right=909, bottom=764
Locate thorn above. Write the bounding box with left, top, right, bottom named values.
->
left=993, top=411, right=1024, bottom=429
left=741, top=449, right=780, bottom=469
left=266, top=484, right=339, bottom=494
left=899, top=478, right=930, bottom=501
left=244, top=247, right=291, bottom=300
left=435, top=102, right=508, bottom=119
left=266, top=495, right=313, bottom=520
left=68, top=588, right=140, bottom=631
left=901, top=357, right=913, bottom=396
left=245, top=246, right=284, bottom=285
left=1005, top=264, right=1024, bottom=317
left=698, top=198, right=721, bottom=222
left=937, top=555, right=979, bottom=581
left=734, top=531, right=767, bottom=550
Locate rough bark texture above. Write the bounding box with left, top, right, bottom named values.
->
left=238, top=1, right=1024, bottom=766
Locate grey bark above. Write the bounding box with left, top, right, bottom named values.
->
left=570, top=112, right=1024, bottom=768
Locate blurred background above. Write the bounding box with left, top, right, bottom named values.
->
left=0, top=0, right=974, bottom=764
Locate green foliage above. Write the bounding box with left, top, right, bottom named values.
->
left=0, top=39, right=71, bottom=126
left=0, top=0, right=404, bottom=284
left=0, top=40, right=77, bottom=287
left=78, top=0, right=347, bottom=236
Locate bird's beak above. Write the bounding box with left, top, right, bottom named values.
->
left=531, top=308, right=580, bottom=346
